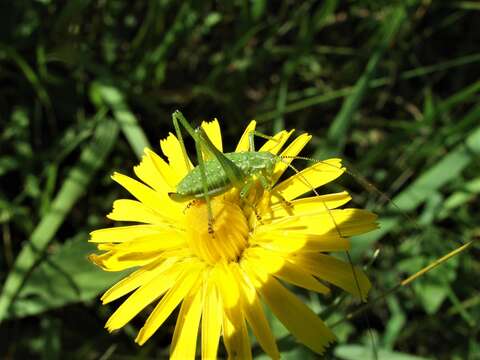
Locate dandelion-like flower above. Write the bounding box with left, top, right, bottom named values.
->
left=89, top=119, right=378, bottom=359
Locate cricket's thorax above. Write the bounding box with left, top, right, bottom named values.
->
left=175, top=151, right=276, bottom=198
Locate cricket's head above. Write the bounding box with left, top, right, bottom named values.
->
left=168, top=191, right=190, bottom=202
left=254, top=151, right=277, bottom=174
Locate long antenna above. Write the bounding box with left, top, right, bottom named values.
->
left=282, top=155, right=421, bottom=232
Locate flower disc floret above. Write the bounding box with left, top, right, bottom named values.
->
left=185, top=198, right=249, bottom=264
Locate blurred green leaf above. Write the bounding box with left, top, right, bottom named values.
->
left=438, top=178, right=480, bottom=219
left=335, top=345, right=432, bottom=360
left=354, top=122, right=480, bottom=253
left=414, top=283, right=449, bottom=314
left=40, top=317, right=61, bottom=360
left=0, top=44, right=52, bottom=112
left=7, top=234, right=128, bottom=319
left=383, top=297, right=406, bottom=349
left=91, top=82, right=150, bottom=159
left=0, top=119, right=119, bottom=323
left=319, top=5, right=406, bottom=157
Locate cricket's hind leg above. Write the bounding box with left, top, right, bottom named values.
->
left=183, top=200, right=198, bottom=214
left=255, top=171, right=294, bottom=217
left=190, top=131, right=216, bottom=236
left=172, top=110, right=193, bottom=172
left=172, top=111, right=219, bottom=235
left=247, top=130, right=284, bottom=152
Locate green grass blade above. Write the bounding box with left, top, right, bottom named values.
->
left=400, top=53, right=480, bottom=80
left=335, top=345, right=432, bottom=360
left=92, top=82, right=151, bottom=159
left=317, top=5, right=406, bottom=158
left=353, top=123, right=480, bottom=254
left=0, top=119, right=119, bottom=323
left=392, top=127, right=480, bottom=212
left=0, top=44, right=52, bottom=113
left=256, top=53, right=480, bottom=123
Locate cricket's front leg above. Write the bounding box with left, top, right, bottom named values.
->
left=257, top=172, right=293, bottom=215
left=247, top=130, right=282, bottom=152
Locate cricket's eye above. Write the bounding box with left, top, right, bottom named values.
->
left=184, top=198, right=249, bottom=264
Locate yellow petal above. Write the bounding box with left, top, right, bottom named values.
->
left=245, top=248, right=330, bottom=294
left=111, top=232, right=186, bottom=252
left=145, top=148, right=178, bottom=189
left=248, top=266, right=336, bottom=354
left=96, top=243, right=115, bottom=251
left=105, top=262, right=185, bottom=331
left=89, top=250, right=162, bottom=272
left=258, top=129, right=294, bottom=154
left=160, top=132, right=193, bottom=183
left=107, top=199, right=169, bottom=225
left=277, top=260, right=331, bottom=294
left=216, top=264, right=251, bottom=359
left=240, top=258, right=267, bottom=286
left=170, top=283, right=203, bottom=360
left=89, top=225, right=166, bottom=243
left=243, top=247, right=284, bottom=273
left=101, top=257, right=177, bottom=304
left=134, top=149, right=172, bottom=194
left=214, top=264, right=240, bottom=309
left=235, top=120, right=256, bottom=152
left=231, top=264, right=280, bottom=359
left=136, top=262, right=205, bottom=345
left=272, top=132, right=312, bottom=183
left=293, top=253, right=371, bottom=301
left=259, top=209, right=378, bottom=238
left=260, top=191, right=352, bottom=223
left=272, top=158, right=345, bottom=202
left=112, top=172, right=181, bottom=220
left=201, top=119, right=223, bottom=157
left=253, top=232, right=350, bottom=253
left=201, top=272, right=222, bottom=360
left=222, top=301, right=251, bottom=360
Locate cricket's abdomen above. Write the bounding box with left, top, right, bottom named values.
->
left=173, top=151, right=275, bottom=199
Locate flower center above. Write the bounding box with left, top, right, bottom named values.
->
left=185, top=197, right=249, bottom=265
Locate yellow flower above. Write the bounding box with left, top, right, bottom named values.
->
left=89, top=119, right=378, bottom=359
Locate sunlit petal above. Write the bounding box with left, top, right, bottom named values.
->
left=170, top=283, right=203, bottom=360
left=258, top=129, right=294, bottom=154
left=273, top=158, right=345, bottom=202
left=292, top=253, right=371, bottom=301
left=245, top=264, right=336, bottom=354
left=235, top=120, right=256, bottom=152
left=160, top=133, right=193, bottom=183
left=201, top=119, right=223, bottom=157
left=135, top=262, right=204, bottom=345
left=201, top=272, right=222, bottom=359
left=272, top=132, right=312, bottom=183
